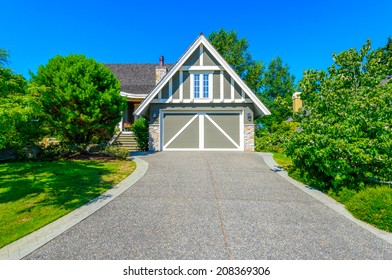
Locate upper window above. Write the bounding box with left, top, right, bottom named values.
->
left=194, top=74, right=200, bottom=98
left=192, top=73, right=210, bottom=99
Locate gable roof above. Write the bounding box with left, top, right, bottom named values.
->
left=134, top=34, right=271, bottom=118
left=105, top=63, right=174, bottom=95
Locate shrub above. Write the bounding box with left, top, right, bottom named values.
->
left=285, top=40, right=392, bottom=191
left=37, top=143, right=79, bottom=160
left=345, top=186, right=392, bottom=232
left=255, top=121, right=297, bottom=152
left=130, top=118, right=149, bottom=151
left=31, top=54, right=125, bottom=150
left=103, top=146, right=130, bottom=159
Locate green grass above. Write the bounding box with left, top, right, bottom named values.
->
left=0, top=159, right=136, bottom=248
left=265, top=150, right=392, bottom=232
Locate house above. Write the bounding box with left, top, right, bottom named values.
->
left=106, top=34, right=270, bottom=152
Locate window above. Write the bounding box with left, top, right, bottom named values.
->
left=203, top=74, right=209, bottom=98
left=192, top=73, right=211, bottom=99
left=194, top=74, right=200, bottom=98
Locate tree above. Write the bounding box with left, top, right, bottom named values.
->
left=208, top=29, right=264, bottom=94
left=285, top=40, right=392, bottom=191
left=259, top=57, right=297, bottom=127
left=31, top=54, right=126, bottom=150
left=0, top=48, right=9, bottom=67
left=0, top=66, right=46, bottom=154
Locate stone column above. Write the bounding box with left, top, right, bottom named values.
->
left=149, top=124, right=160, bottom=152
left=244, top=124, right=255, bottom=152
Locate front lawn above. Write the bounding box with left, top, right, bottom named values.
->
left=0, top=159, right=136, bottom=248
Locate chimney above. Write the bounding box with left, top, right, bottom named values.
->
left=292, top=92, right=302, bottom=112
left=155, top=56, right=167, bottom=84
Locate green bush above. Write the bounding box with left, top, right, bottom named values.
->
left=31, top=54, right=125, bottom=150
left=285, top=40, right=392, bottom=191
left=37, top=143, right=79, bottom=160
left=130, top=118, right=149, bottom=151
left=255, top=121, right=297, bottom=152
left=345, top=186, right=392, bottom=232
left=103, top=146, right=130, bottom=159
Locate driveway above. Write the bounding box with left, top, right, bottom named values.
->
left=25, top=152, right=392, bottom=259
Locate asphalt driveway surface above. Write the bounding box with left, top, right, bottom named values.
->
left=25, top=152, right=392, bottom=259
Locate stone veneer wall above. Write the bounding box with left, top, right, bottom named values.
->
left=149, top=124, right=160, bottom=152
left=244, top=124, right=255, bottom=152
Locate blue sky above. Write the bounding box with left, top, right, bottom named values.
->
left=2, top=0, right=391, bottom=82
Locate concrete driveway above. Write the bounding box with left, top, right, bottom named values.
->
left=25, top=152, right=392, bottom=259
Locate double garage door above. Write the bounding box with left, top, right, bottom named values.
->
left=162, top=112, right=243, bottom=151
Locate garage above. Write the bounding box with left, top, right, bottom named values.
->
left=162, top=111, right=243, bottom=151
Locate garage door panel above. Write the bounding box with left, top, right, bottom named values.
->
left=162, top=112, right=242, bottom=151
left=166, top=117, right=199, bottom=149
left=163, top=113, right=197, bottom=144
left=206, top=113, right=240, bottom=145
left=204, top=117, right=237, bottom=149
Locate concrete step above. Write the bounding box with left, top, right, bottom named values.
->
left=112, top=132, right=139, bottom=151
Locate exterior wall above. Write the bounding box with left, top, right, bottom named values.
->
left=213, top=71, right=220, bottom=99
left=171, top=72, right=180, bottom=99
left=184, top=49, right=200, bottom=66
left=149, top=124, right=160, bottom=152
left=244, top=124, right=255, bottom=152
left=203, top=48, right=221, bottom=66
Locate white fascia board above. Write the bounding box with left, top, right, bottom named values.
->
left=120, top=91, right=148, bottom=99
left=134, top=34, right=271, bottom=118
left=134, top=35, right=206, bottom=117
left=196, top=37, right=271, bottom=118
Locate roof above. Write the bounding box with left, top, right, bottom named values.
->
left=134, top=34, right=271, bottom=118
left=105, top=63, right=174, bottom=95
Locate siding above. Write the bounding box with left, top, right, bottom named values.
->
left=184, top=49, right=200, bottom=66
left=213, top=71, right=220, bottom=99
left=203, top=48, right=221, bottom=66
left=171, top=72, right=180, bottom=100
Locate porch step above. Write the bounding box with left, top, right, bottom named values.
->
left=112, top=132, right=139, bottom=151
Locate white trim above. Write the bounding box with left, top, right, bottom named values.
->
left=180, top=66, right=223, bottom=71
left=161, top=110, right=243, bottom=151
left=205, top=114, right=240, bottom=149
left=134, top=34, right=270, bottom=118
left=209, top=73, right=213, bottom=100
left=169, top=79, right=173, bottom=98
left=231, top=77, right=235, bottom=101
left=220, top=71, right=224, bottom=101
left=200, top=45, right=204, bottom=66
left=190, top=73, right=194, bottom=101
left=163, top=114, right=198, bottom=149
left=179, top=71, right=183, bottom=101
left=158, top=90, right=162, bottom=99
left=240, top=109, right=245, bottom=150
left=120, top=91, right=148, bottom=99
left=150, top=99, right=250, bottom=104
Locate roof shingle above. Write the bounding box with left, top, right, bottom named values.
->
left=105, top=63, right=173, bottom=95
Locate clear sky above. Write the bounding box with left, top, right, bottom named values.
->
left=2, top=0, right=391, bottom=82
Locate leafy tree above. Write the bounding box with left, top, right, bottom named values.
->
left=285, top=40, right=392, bottom=191
left=0, top=48, right=9, bottom=67
left=259, top=57, right=297, bottom=128
left=208, top=29, right=264, bottom=94
left=31, top=54, right=126, bottom=150
left=0, top=66, right=46, bottom=154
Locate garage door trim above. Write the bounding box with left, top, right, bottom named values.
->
left=161, top=110, right=244, bottom=151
